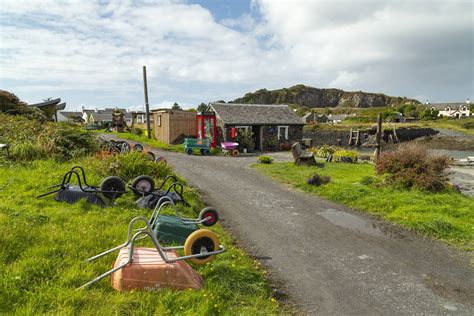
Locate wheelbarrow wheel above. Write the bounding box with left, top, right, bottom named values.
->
left=155, top=156, right=167, bottom=165
left=186, top=148, right=193, bottom=155
left=199, top=207, right=219, bottom=227
left=131, top=175, right=155, bottom=197
left=232, top=149, right=239, bottom=157
left=109, top=146, right=122, bottom=155
left=133, top=143, right=144, bottom=152
left=146, top=151, right=156, bottom=161
left=100, top=176, right=126, bottom=199
left=184, top=229, right=219, bottom=265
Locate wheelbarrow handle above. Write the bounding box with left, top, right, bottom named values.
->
left=35, top=188, right=62, bottom=198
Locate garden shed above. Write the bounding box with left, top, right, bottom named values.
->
left=152, top=109, right=196, bottom=144
left=208, top=102, right=304, bottom=151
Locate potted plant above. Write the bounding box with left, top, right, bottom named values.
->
left=238, top=129, right=255, bottom=153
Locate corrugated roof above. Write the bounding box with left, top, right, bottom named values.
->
left=209, top=102, right=304, bottom=125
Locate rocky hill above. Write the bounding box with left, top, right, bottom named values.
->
left=231, top=85, right=420, bottom=108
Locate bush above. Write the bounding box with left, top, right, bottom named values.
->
left=130, top=127, right=143, bottom=136
left=375, top=143, right=449, bottom=192
left=333, top=150, right=358, bottom=163
left=257, top=155, right=273, bottom=164
left=92, top=151, right=172, bottom=181
left=360, top=175, right=375, bottom=185
left=462, top=121, right=474, bottom=129
left=310, top=144, right=339, bottom=158
left=38, top=123, right=99, bottom=161
left=307, top=174, right=331, bottom=186
left=11, top=142, right=45, bottom=161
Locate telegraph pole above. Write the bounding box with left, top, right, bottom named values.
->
left=374, top=113, right=382, bottom=161
left=143, top=66, right=151, bottom=139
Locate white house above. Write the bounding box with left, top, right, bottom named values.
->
left=428, top=99, right=471, bottom=118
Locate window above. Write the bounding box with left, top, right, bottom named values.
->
left=277, top=126, right=289, bottom=140
left=157, top=115, right=162, bottom=127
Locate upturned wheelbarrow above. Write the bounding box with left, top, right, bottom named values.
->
left=79, top=216, right=226, bottom=289
left=148, top=197, right=219, bottom=244
left=130, top=175, right=188, bottom=209
left=221, top=142, right=239, bottom=157
left=36, top=166, right=126, bottom=207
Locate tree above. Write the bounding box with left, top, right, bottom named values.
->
left=171, top=102, right=181, bottom=110
left=197, top=102, right=207, bottom=112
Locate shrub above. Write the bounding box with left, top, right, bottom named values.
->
left=375, top=143, right=449, bottom=192
left=360, top=175, right=375, bottom=185
left=333, top=150, right=358, bottom=163
left=462, top=121, right=474, bottom=129
left=130, top=127, right=143, bottom=136
left=310, top=144, right=339, bottom=158
left=307, top=174, right=331, bottom=186
left=11, top=142, right=45, bottom=161
left=38, top=123, right=99, bottom=161
left=93, top=151, right=172, bottom=181
left=257, top=155, right=273, bottom=164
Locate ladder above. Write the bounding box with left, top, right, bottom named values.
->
left=348, top=128, right=360, bottom=146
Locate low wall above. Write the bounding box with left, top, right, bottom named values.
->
left=303, top=127, right=438, bottom=147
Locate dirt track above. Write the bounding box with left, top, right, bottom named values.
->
left=104, top=134, right=474, bottom=315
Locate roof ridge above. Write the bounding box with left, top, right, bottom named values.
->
left=212, top=102, right=289, bottom=107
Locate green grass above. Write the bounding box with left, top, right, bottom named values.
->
left=108, top=131, right=184, bottom=152
left=254, top=162, right=474, bottom=250
left=0, top=160, right=282, bottom=314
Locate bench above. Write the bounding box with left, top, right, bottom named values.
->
left=291, top=142, right=316, bottom=166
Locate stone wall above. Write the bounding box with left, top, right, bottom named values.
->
left=303, top=127, right=438, bottom=147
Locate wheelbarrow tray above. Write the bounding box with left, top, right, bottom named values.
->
left=153, top=214, right=199, bottom=244
left=136, top=190, right=185, bottom=209
left=54, top=185, right=107, bottom=207
left=111, top=248, right=203, bottom=291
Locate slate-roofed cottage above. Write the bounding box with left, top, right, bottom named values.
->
left=428, top=100, right=471, bottom=118
left=208, top=102, right=304, bottom=151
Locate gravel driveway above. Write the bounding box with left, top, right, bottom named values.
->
left=103, top=135, right=473, bottom=315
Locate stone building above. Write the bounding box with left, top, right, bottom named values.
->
left=208, top=102, right=304, bottom=151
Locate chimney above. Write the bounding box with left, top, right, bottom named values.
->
left=95, top=108, right=98, bottom=113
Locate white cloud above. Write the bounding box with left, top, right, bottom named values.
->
left=0, top=0, right=472, bottom=109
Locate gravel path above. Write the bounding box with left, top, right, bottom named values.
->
left=104, top=135, right=474, bottom=315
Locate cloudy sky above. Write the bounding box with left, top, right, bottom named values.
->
left=0, top=0, right=472, bottom=110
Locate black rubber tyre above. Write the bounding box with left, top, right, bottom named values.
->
left=133, top=143, right=144, bottom=152
left=198, top=207, right=219, bottom=227
left=100, top=176, right=126, bottom=199
left=146, top=151, right=156, bottom=161
left=155, top=156, right=167, bottom=165
left=109, top=146, right=122, bottom=155
left=130, top=175, right=155, bottom=197
left=203, top=149, right=210, bottom=156
left=186, top=148, right=193, bottom=155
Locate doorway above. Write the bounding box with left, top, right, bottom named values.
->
left=252, top=125, right=262, bottom=151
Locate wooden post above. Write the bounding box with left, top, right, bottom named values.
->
left=143, top=66, right=151, bottom=139
left=374, top=114, right=382, bottom=161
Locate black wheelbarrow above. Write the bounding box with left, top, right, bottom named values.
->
left=130, top=175, right=188, bottom=209
left=36, top=166, right=127, bottom=207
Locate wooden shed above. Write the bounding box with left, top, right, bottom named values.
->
left=152, top=109, right=196, bottom=144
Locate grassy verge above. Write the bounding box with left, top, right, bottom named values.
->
left=108, top=131, right=183, bottom=152
left=253, top=162, right=473, bottom=250
left=0, top=160, right=281, bottom=314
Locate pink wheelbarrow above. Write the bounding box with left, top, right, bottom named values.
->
left=221, top=142, right=239, bottom=157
